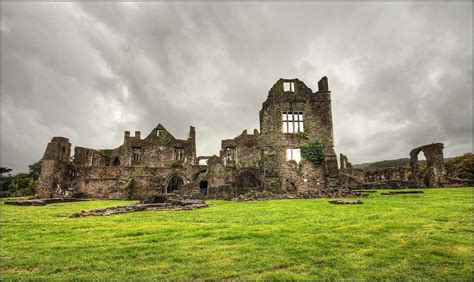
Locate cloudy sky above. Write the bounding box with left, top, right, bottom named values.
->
left=1, top=2, right=472, bottom=172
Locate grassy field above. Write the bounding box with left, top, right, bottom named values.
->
left=1, top=188, right=473, bottom=280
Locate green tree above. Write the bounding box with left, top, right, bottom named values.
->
left=0, top=160, right=41, bottom=197
left=1, top=167, right=13, bottom=175
left=445, top=153, right=474, bottom=179
left=28, top=160, right=42, bottom=180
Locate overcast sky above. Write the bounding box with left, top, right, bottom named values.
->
left=1, top=2, right=472, bottom=172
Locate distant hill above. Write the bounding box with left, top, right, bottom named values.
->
left=353, top=157, right=454, bottom=171
left=353, top=158, right=410, bottom=170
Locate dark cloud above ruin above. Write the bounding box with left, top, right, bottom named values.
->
left=1, top=2, right=472, bottom=172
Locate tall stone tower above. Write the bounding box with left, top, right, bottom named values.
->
left=258, top=76, right=340, bottom=195
left=36, top=137, right=71, bottom=198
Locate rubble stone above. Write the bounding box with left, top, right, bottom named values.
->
left=69, top=197, right=208, bottom=217
left=328, top=200, right=363, bottom=205
left=5, top=198, right=88, bottom=206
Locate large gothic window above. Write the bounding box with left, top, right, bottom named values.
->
left=282, top=112, right=304, bottom=133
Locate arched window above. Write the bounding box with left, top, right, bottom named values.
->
left=167, top=175, right=184, bottom=193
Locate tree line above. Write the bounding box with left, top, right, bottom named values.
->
left=0, top=160, right=41, bottom=197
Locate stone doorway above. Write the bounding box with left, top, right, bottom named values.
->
left=167, top=175, right=184, bottom=193
left=236, top=171, right=260, bottom=194
left=200, top=181, right=208, bottom=197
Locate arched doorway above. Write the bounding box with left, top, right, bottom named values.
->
left=236, top=171, right=260, bottom=194
left=166, top=175, right=184, bottom=193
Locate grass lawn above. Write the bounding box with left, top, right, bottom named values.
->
left=1, top=188, right=473, bottom=280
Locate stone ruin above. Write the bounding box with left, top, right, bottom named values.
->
left=340, top=143, right=473, bottom=190
left=5, top=198, right=88, bottom=206
left=409, top=143, right=446, bottom=187
left=35, top=76, right=354, bottom=201
left=32, top=75, right=470, bottom=203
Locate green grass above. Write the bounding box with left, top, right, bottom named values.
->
left=1, top=188, right=473, bottom=280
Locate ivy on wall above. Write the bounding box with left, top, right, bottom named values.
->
left=120, top=178, right=134, bottom=191
left=300, top=137, right=328, bottom=166
left=99, top=149, right=113, bottom=157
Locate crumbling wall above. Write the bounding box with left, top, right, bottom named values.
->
left=37, top=137, right=72, bottom=198
left=37, top=125, right=199, bottom=200
left=70, top=165, right=200, bottom=199
left=109, top=124, right=196, bottom=168
left=73, top=147, right=109, bottom=166
left=341, top=143, right=448, bottom=190
left=339, top=153, right=352, bottom=169
left=409, top=143, right=446, bottom=187
left=220, top=129, right=260, bottom=168
left=323, top=147, right=342, bottom=195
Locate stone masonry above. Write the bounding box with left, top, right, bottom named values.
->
left=36, top=76, right=351, bottom=200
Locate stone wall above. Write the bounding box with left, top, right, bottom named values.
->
left=109, top=124, right=196, bottom=168
left=341, top=143, right=454, bottom=189
left=36, top=137, right=71, bottom=198
left=410, top=143, right=446, bottom=187
left=37, top=75, right=351, bottom=200
left=73, top=147, right=109, bottom=166
left=257, top=76, right=339, bottom=195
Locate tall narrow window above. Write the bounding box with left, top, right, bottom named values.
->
left=286, top=148, right=301, bottom=163
left=226, top=147, right=236, bottom=162
left=157, top=129, right=163, bottom=136
left=282, top=112, right=304, bottom=133
left=174, top=147, right=184, bottom=161
left=283, top=82, right=295, bottom=92
left=132, top=147, right=142, bottom=162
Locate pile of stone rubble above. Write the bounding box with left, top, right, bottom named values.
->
left=328, top=199, right=363, bottom=205
left=381, top=190, right=424, bottom=195
left=5, top=198, right=88, bottom=206
left=231, top=190, right=360, bottom=202
left=69, top=194, right=208, bottom=217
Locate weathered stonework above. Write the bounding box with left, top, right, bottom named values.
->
left=37, top=76, right=353, bottom=200
left=36, top=137, right=71, bottom=198
left=409, top=143, right=446, bottom=187
left=340, top=142, right=459, bottom=190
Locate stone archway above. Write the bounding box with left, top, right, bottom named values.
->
left=166, top=174, right=184, bottom=193
left=192, top=170, right=207, bottom=182
left=236, top=170, right=260, bottom=194
left=409, top=143, right=446, bottom=187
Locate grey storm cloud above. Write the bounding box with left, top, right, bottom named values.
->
left=1, top=2, right=472, bottom=172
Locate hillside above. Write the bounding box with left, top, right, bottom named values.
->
left=353, top=157, right=454, bottom=171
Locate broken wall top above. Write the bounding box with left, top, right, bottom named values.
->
left=221, top=129, right=260, bottom=148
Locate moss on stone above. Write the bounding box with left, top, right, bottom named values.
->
left=99, top=149, right=113, bottom=157
left=132, top=165, right=145, bottom=177
left=120, top=178, right=134, bottom=190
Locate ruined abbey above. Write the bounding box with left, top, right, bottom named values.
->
left=36, top=76, right=461, bottom=200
